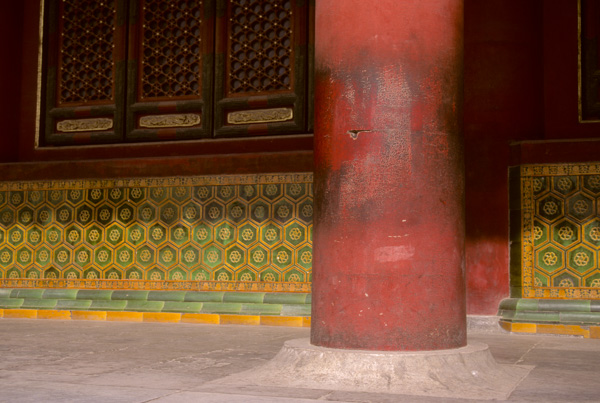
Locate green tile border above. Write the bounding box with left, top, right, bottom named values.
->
left=0, top=289, right=312, bottom=317
left=499, top=298, right=600, bottom=326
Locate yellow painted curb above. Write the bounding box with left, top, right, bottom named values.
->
left=499, top=320, right=512, bottom=332
left=537, top=324, right=589, bottom=337
left=4, top=309, right=37, bottom=319
left=260, top=315, right=304, bottom=327
left=181, top=313, right=220, bottom=324
left=589, top=326, right=600, bottom=339
left=143, top=312, right=182, bottom=323
left=0, top=309, right=312, bottom=328
left=220, top=314, right=260, bottom=325
left=107, top=311, right=144, bottom=322
left=71, top=311, right=107, bottom=321
left=37, top=310, right=72, bottom=320
left=511, top=322, right=537, bottom=333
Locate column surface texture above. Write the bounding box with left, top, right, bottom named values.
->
left=311, top=0, right=466, bottom=351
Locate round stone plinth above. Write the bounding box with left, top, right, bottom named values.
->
left=212, top=338, right=532, bottom=400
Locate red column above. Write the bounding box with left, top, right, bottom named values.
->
left=311, top=0, right=465, bottom=351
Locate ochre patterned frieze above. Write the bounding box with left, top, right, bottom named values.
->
left=521, top=163, right=600, bottom=299
left=0, top=173, right=313, bottom=291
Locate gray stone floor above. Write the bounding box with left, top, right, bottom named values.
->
left=0, top=319, right=599, bottom=402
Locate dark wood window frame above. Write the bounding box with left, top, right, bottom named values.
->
left=580, top=0, right=600, bottom=121
left=39, top=0, right=314, bottom=150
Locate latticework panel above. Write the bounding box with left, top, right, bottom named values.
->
left=58, top=0, right=117, bottom=105
left=228, top=0, right=293, bottom=94
left=0, top=174, right=312, bottom=290
left=140, top=0, right=203, bottom=99
left=521, top=164, right=600, bottom=299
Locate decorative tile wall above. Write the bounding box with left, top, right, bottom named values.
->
left=520, top=164, right=600, bottom=299
left=0, top=173, right=312, bottom=292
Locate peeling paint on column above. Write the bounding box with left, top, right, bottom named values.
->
left=311, top=0, right=466, bottom=351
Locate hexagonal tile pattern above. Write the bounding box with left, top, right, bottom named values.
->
left=520, top=165, right=600, bottom=300
left=0, top=174, right=312, bottom=289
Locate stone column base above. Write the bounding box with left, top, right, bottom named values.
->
left=212, top=338, right=532, bottom=400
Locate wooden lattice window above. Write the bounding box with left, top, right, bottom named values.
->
left=42, top=0, right=312, bottom=146
left=581, top=0, right=600, bottom=120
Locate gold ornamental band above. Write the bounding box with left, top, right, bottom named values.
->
left=227, top=107, right=293, bottom=125
left=56, top=118, right=114, bottom=133
left=139, top=113, right=201, bottom=128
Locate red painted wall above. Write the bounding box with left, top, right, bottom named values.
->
left=0, top=2, right=24, bottom=162
left=464, top=0, right=544, bottom=314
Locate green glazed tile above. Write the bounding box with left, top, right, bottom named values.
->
left=559, top=311, right=600, bottom=324
left=56, top=299, right=93, bottom=310
left=0, top=289, right=13, bottom=298
left=200, top=302, right=242, bottom=314
left=513, top=311, right=560, bottom=322
left=21, top=298, right=58, bottom=310
left=11, top=289, right=45, bottom=299
left=111, top=291, right=150, bottom=301
left=42, top=289, right=79, bottom=300
left=590, top=300, right=600, bottom=312
left=240, top=303, right=282, bottom=315
left=498, top=298, right=520, bottom=311
left=538, top=299, right=591, bottom=313
left=162, top=301, right=203, bottom=313
left=263, top=293, right=307, bottom=305
left=0, top=298, right=24, bottom=308
left=147, top=291, right=187, bottom=302
left=222, top=292, right=265, bottom=303
left=89, top=300, right=127, bottom=311
left=281, top=304, right=312, bottom=316
left=498, top=309, right=516, bottom=320
left=184, top=292, right=225, bottom=303
left=77, top=290, right=114, bottom=300
left=125, top=300, right=164, bottom=312
left=305, top=294, right=312, bottom=304
left=516, top=299, right=539, bottom=312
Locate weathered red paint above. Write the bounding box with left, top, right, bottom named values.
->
left=311, top=0, right=466, bottom=351
left=463, top=0, right=544, bottom=314
left=0, top=1, right=24, bottom=163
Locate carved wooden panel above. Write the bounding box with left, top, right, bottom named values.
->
left=138, top=0, right=203, bottom=100
left=58, top=0, right=117, bottom=105
left=43, top=0, right=127, bottom=145
left=227, top=0, right=293, bottom=94
left=41, top=0, right=312, bottom=146
left=214, top=0, right=310, bottom=137
left=581, top=0, right=600, bottom=120
left=126, top=0, right=213, bottom=142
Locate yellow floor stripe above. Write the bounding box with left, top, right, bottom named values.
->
left=37, top=310, right=72, bottom=320
left=181, top=313, right=220, bottom=324
left=4, top=309, right=37, bottom=319
left=143, top=312, right=182, bottom=323
left=0, top=309, right=310, bottom=327
left=106, top=311, right=144, bottom=322
left=260, top=315, right=304, bottom=327
left=500, top=320, right=598, bottom=338
left=220, top=314, right=260, bottom=325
